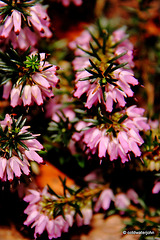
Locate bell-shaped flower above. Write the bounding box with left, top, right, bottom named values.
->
left=0, top=114, right=44, bottom=181
left=94, top=189, right=115, bottom=212
left=0, top=2, right=52, bottom=49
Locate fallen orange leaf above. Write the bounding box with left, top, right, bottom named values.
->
left=35, top=162, right=75, bottom=195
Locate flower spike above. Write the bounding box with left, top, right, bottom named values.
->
left=70, top=24, right=137, bottom=112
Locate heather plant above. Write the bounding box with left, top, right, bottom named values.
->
left=0, top=0, right=159, bottom=240
left=47, top=21, right=150, bottom=164
left=22, top=17, right=159, bottom=239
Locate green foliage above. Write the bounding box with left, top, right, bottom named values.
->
left=45, top=179, right=102, bottom=219
left=48, top=112, right=75, bottom=147
left=24, top=55, right=40, bottom=72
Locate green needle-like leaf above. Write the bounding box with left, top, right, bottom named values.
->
left=89, top=42, right=101, bottom=61
left=103, top=63, right=114, bottom=76
left=9, top=146, right=12, bottom=158
left=47, top=184, right=62, bottom=198
left=108, top=51, right=127, bottom=63
left=89, top=59, right=103, bottom=77
left=110, top=62, right=128, bottom=72
left=17, top=149, right=23, bottom=160
left=17, top=140, right=29, bottom=151
left=88, top=30, right=101, bottom=48
left=85, top=68, right=100, bottom=77
left=77, top=45, right=95, bottom=58
left=102, top=34, right=108, bottom=54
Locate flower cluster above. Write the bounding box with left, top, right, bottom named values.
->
left=94, top=188, right=139, bottom=213
left=0, top=49, right=59, bottom=107
left=24, top=186, right=93, bottom=239
left=0, top=114, right=43, bottom=181
left=70, top=25, right=137, bottom=112
left=0, top=0, right=52, bottom=50
left=70, top=25, right=134, bottom=66
left=23, top=180, right=140, bottom=239
left=24, top=188, right=71, bottom=239
left=74, top=69, right=138, bottom=112
left=72, top=105, right=150, bottom=163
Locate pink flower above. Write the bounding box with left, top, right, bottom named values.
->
left=45, top=96, right=76, bottom=122
left=69, top=30, right=91, bottom=56
left=72, top=57, right=90, bottom=70
left=33, top=215, right=49, bottom=238
left=2, top=81, right=12, bottom=99
left=23, top=185, right=94, bottom=239
left=114, top=193, right=130, bottom=209
left=57, top=0, right=83, bottom=7
left=10, top=85, right=22, bottom=107
left=0, top=157, right=7, bottom=180
left=27, top=4, right=52, bottom=37
left=112, top=28, right=135, bottom=68
left=148, top=119, right=159, bottom=129
left=23, top=189, right=41, bottom=205
left=152, top=182, right=160, bottom=194
left=9, top=27, right=38, bottom=51
left=94, top=189, right=114, bottom=212
left=126, top=189, right=139, bottom=204
left=115, top=69, right=138, bottom=97
left=31, top=85, right=43, bottom=105
left=0, top=114, right=44, bottom=181
left=0, top=113, right=13, bottom=130
left=125, top=106, right=150, bottom=131
left=0, top=2, right=52, bottom=49
left=76, top=208, right=93, bottom=226
left=0, top=156, right=28, bottom=181
left=0, top=15, right=13, bottom=39
left=46, top=219, right=62, bottom=239
left=24, top=209, right=40, bottom=226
